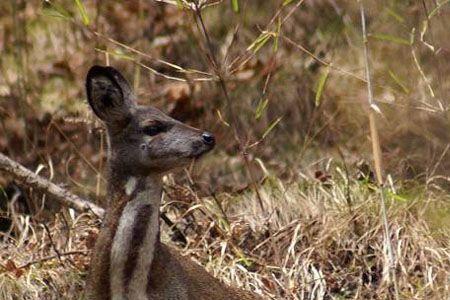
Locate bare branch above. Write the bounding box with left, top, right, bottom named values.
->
left=358, top=2, right=398, bottom=299
left=0, top=152, right=105, bottom=218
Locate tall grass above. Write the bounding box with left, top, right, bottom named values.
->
left=0, top=0, right=449, bottom=299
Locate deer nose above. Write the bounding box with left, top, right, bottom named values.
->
left=202, top=132, right=215, bottom=146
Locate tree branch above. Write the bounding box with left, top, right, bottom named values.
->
left=0, top=152, right=105, bottom=218
left=0, top=153, right=186, bottom=241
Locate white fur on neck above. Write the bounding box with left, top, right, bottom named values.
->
left=125, top=177, right=137, bottom=196
left=127, top=188, right=160, bottom=298
left=110, top=177, right=161, bottom=299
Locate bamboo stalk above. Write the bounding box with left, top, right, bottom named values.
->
left=358, top=2, right=399, bottom=299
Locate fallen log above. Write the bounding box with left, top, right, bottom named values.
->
left=0, top=153, right=187, bottom=242
left=0, top=152, right=105, bottom=218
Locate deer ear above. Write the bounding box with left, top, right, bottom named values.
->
left=85, top=65, right=135, bottom=124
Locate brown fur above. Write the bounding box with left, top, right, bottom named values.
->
left=147, top=243, right=264, bottom=300
left=84, top=65, right=264, bottom=299
left=86, top=192, right=130, bottom=300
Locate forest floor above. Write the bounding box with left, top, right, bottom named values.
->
left=1, top=166, right=449, bottom=299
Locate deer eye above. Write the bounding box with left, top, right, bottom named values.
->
left=142, top=122, right=166, bottom=136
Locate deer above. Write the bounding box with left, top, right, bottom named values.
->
left=84, top=65, right=264, bottom=300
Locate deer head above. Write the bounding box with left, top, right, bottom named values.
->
left=85, top=65, right=215, bottom=177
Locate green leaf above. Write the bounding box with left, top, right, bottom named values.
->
left=386, top=8, right=404, bottom=23
left=216, top=110, right=230, bottom=127
left=42, top=2, right=72, bottom=20
left=247, top=32, right=272, bottom=53
left=231, top=0, right=239, bottom=12
left=273, top=17, right=282, bottom=52
left=255, top=98, right=269, bottom=120
left=175, top=0, right=184, bottom=9
left=74, top=0, right=90, bottom=25
left=371, top=33, right=411, bottom=46
left=388, top=70, right=409, bottom=94
left=283, top=0, right=295, bottom=6
left=409, top=27, right=416, bottom=45
left=262, top=117, right=282, bottom=139
left=428, top=0, right=450, bottom=18
left=96, top=48, right=134, bottom=61
left=386, top=190, right=408, bottom=202
left=315, top=66, right=330, bottom=106
left=236, top=256, right=254, bottom=268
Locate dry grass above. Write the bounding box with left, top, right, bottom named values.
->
left=0, top=213, right=92, bottom=299
left=0, top=1, right=450, bottom=299
left=1, top=166, right=448, bottom=299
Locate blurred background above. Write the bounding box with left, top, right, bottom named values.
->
left=0, top=1, right=449, bottom=299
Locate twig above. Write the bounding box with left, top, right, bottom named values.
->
left=17, top=250, right=88, bottom=269
left=358, top=2, right=399, bottom=299
left=229, top=0, right=306, bottom=74
left=0, top=152, right=105, bottom=217
left=420, top=0, right=446, bottom=110
left=47, top=121, right=105, bottom=183
left=282, top=36, right=367, bottom=83
left=192, top=2, right=265, bottom=212
left=210, top=191, right=230, bottom=227
left=43, top=223, right=63, bottom=265
left=160, top=212, right=188, bottom=246
left=0, top=152, right=185, bottom=238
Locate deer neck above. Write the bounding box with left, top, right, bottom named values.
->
left=105, top=168, right=163, bottom=298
